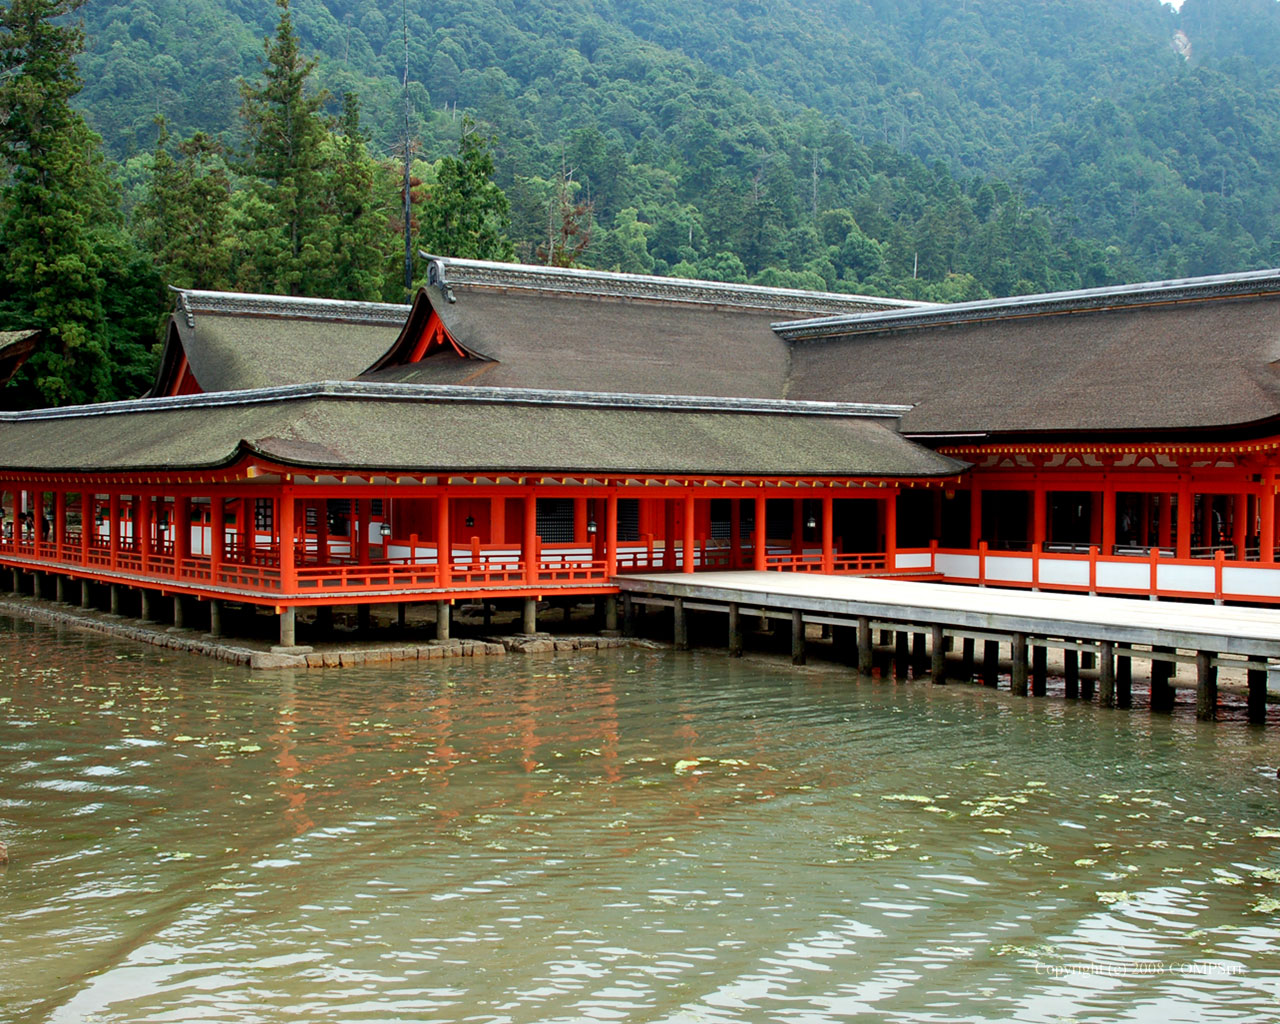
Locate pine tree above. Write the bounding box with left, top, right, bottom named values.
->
left=236, top=0, right=330, bottom=296
left=0, top=0, right=156, bottom=406
left=418, top=116, right=515, bottom=263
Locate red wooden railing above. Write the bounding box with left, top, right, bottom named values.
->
left=895, top=541, right=1280, bottom=604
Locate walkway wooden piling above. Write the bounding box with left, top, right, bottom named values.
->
left=930, top=623, right=945, bottom=683
left=616, top=571, right=1278, bottom=725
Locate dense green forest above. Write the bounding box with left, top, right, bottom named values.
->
left=5, top=0, right=1280, bottom=406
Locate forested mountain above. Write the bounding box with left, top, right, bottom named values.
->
left=74, top=0, right=1280, bottom=287
left=5, top=0, right=1280, bottom=406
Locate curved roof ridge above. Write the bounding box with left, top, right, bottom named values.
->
left=171, top=287, right=411, bottom=328
left=421, top=253, right=924, bottom=317
left=0, top=380, right=913, bottom=422
left=774, top=267, right=1280, bottom=341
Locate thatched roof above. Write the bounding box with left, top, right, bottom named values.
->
left=0, top=382, right=962, bottom=479
left=781, top=270, right=1280, bottom=437
left=152, top=291, right=410, bottom=395
left=365, top=256, right=923, bottom=398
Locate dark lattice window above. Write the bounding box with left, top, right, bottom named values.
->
left=766, top=501, right=793, bottom=540
left=709, top=498, right=732, bottom=539
left=537, top=498, right=575, bottom=542
left=254, top=498, right=273, bottom=531
left=618, top=498, right=640, bottom=542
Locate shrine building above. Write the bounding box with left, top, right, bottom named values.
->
left=2, top=257, right=1280, bottom=647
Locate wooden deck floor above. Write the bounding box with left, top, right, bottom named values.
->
left=615, top=571, right=1280, bottom=660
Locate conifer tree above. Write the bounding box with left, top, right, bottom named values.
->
left=418, top=116, right=514, bottom=263
left=314, top=93, right=389, bottom=301
left=0, top=0, right=154, bottom=406
left=236, top=0, right=331, bottom=296
left=137, top=119, right=234, bottom=291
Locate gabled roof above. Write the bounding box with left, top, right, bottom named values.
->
left=782, top=269, right=1280, bottom=437
left=0, top=382, right=962, bottom=479
left=363, top=256, right=923, bottom=398
left=0, top=329, right=39, bottom=388
left=152, top=290, right=411, bottom=396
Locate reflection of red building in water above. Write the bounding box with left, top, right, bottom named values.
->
left=4, top=259, right=1280, bottom=644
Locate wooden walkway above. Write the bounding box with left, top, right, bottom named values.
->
left=615, top=571, right=1280, bottom=658
left=614, top=572, right=1279, bottom=722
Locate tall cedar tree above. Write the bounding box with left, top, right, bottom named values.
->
left=315, top=93, right=388, bottom=301
left=236, top=0, right=331, bottom=296
left=417, top=116, right=514, bottom=263
left=137, top=118, right=234, bottom=291
left=0, top=0, right=155, bottom=406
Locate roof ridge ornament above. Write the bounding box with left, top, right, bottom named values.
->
left=178, top=290, right=194, bottom=329
left=426, top=258, right=456, bottom=303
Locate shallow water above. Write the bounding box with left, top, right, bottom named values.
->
left=1, top=614, right=1278, bottom=1024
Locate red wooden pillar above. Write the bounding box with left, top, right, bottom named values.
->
left=278, top=488, right=296, bottom=592
left=438, top=491, right=452, bottom=588
left=605, top=493, right=618, bottom=577
left=663, top=500, right=676, bottom=570
left=1262, top=481, right=1277, bottom=564
left=80, top=493, right=90, bottom=566
left=754, top=495, right=767, bottom=571
left=1101, top=483, right=1116, bottom=555
left=729, top=499, right=741, bottom=569
left=884, top=490, right=898, bottom=565
left=54, top=490, right=65, bottom=562
left=137, top=491, right=150, bottom=571
left=969, top=486, right=982, bottom=548
left=173, top=496, right=189, bottom=578
left=490, top=496, right=505, bottom=546
left=127, top=493, right=139, bottom=554
left=683, top=492, right=696, bottom=573
left=522, top=489, right=537, bottom=585
left=238, top=498, right=250, bottom=564
left=355, top=499, right=370, bottom=565
left=791, top=499, right=804, bottom=556
left=1176, top=482, right=1192, bottom=559
left=108, top=491, right=120, bottom=568
left=210, top=495, right=224, bottom=583
left=574, top=497, right=588, bottom=545
left=821, top=494, right=834, bottom=572
left=1032, top=484, right=1047, bottom=548
left=33, top=489, right=44, bottom=549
